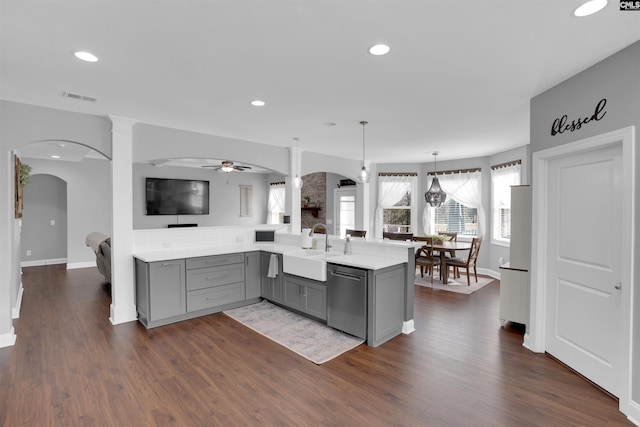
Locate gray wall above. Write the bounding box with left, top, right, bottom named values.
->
left=21, top=174, right=68, bottom=263
left=133, top=163, right=270, bottom=229
left=530, top=40, right=639, bottom=408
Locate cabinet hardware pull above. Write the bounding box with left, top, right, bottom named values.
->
left=206, top=274, right=229, bottom=281
left=330, top=271, right=362, bottom=281
left=206, top=294, right=229, bottom=300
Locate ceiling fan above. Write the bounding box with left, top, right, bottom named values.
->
left=202, top=160, right=252, bottom=172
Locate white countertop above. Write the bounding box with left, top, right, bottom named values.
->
left=134, top=243, right=407, bottom=271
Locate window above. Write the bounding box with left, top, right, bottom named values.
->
left=266, top=183, right=285, bottom=224
left=491, top=162, right=521, bottom=243
left=424, top=170, right=485, bottom=238
left=434, top=198, right=478, bottom=236
left=375, top=174, right=417, bottom=238
left=239, top=185, right=253, bottom=217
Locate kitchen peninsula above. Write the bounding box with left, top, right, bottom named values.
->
left=133, top=226, right=416, bottom=347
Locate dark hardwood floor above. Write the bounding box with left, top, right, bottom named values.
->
left=0, top=265, right=631, bottom=426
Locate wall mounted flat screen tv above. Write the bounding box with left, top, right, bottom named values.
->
left=145, top=178, right=210, bottom=215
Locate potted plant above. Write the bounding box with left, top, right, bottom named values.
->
left=303, top=195, right=311, bottom=208
left=431, top=234, right=446, bottom=244
left=20, top=163, right=32, bottom=188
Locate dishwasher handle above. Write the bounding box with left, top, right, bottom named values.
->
left=330, top=270, right=363, bottom=281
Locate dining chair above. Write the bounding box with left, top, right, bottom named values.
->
left=438, top=232, right=459, bottom=277
left=445, top=236, right=482, bottom=286
left=414, top=237, right=442, bottom=283
left=383, top=231, right=413, bottom=241
left=345, top=229, right=367, bottom=238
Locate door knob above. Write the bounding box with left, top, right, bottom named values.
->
left=614, top=282, right=622, bottom=290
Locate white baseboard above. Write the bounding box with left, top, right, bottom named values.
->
left=478, top=268, right=500, bottom=280
left=626, top=400, right=640, bottom=426
left=402, top=319, right=415, bottom=334
left=0, top=327, right=17, bottom=348
left=12, top=283, right=23, bottom=319
left=67, top=261, right=97, bottom=269
left=21, top=258, right=67, bottom=268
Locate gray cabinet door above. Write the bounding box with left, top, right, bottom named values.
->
left=245, top=251, right=261, bottom=299
left=303, top=280, right=326, bottom=320
left=260, top=252, right=283, bottom=302
left=149, top=259, right=186, bottom=321
left=283, top=274, right=327, bottom=320
left=283, top=277, right=304, bottom=311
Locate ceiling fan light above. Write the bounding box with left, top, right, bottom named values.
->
left=221, top=165, right=234, bottom=172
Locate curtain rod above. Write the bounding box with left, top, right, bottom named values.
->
left=378, top=172, right=418, bottom=177
left=427, top=167, right=481, bottom=176
left=270, top=181, right=286, bottom=186
left=491, top=159, right=522, bottom=170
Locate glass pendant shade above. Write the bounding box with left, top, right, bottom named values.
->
left=292, top=137, right=303, bottom=189
left=356, top=166, right=370, bottom=184
left=425, top=176, right=447, bottom=207
left=356, top=121, right=370, bottom=184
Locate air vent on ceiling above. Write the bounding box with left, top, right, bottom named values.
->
left=62, top=91, right=98, bottom=103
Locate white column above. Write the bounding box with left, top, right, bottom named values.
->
left=0, top=150, right=17, bottom=347
left=109, top=116, right=138, bottom=325
left=361, top=161, right=372, bottom=235
left=289, top=146, right=302, bottom=233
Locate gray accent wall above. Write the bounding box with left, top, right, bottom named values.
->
left=21, top=174, right=68, bottom=263
left=530, top=40, right=639, bottom=410
left=133, top=163, right=269, bottom=229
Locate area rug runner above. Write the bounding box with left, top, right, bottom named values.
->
left=414, top=272, right=494, bottom=294
left=223, top=300, right=364, bottom=364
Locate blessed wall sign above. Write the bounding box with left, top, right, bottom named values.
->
left=550, top=98, right=607, bottom=136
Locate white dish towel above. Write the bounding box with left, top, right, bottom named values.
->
left=267, top=254, right=279, bottom=278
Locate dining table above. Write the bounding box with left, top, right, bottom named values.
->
left=426, top=240, right=473, bottom=284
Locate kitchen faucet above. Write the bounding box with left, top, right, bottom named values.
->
left=310, top=223, right=332, bottom=252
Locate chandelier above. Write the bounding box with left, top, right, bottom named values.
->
left=425, top=151, right=447, bottom=207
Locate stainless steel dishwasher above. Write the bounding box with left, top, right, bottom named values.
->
left=327, top=264, right=367, bottom=340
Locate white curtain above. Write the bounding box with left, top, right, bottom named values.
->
left=422, top=171, right=486, bottom=237
left=266, top=184, right=286, bottom=224
left=491, top=163, right=521, bottom=239
left=375, top=176, right=412, bottom=239
left=491, top=163, right=521, bottom=210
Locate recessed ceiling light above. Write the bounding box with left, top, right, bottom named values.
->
left=573, top=0, right=607, bottom=17
left=73, top=51, right=99, bottom=62
left=50, top=155, right=61, bottom=159
left=251, top=100, right=266, bottom=107
left=369, top=44, right=391, bottom=56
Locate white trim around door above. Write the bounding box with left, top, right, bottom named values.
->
left=526, top=126, right=635, bottom=419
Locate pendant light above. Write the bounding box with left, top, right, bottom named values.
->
left=356, top=121, right=370, bottom=184
left=292, top=137, right=303, bottom=189
left=425, top=151, right=447, bottom=207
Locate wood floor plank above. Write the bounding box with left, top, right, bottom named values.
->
left=0, top=265, right=632, bottom=426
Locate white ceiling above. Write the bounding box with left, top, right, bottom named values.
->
left=1, top=1, right=638, bottom=165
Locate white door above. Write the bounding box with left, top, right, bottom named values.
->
left=334, top=188, right=356, bottom=237
left=545, top=144, right=622, bottom=396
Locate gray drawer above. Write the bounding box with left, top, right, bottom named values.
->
left=186, top=253, right=244, bottom=270
left=187, top=282, right=245, bottom=312
left=186, top=263, right=245, bottom=291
